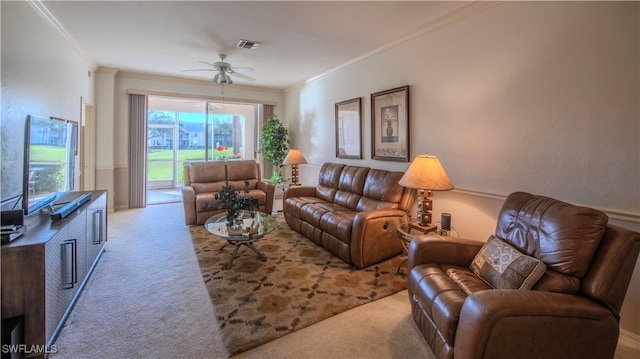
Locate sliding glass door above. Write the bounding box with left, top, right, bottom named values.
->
left=146, top=97, right=258, bottom=204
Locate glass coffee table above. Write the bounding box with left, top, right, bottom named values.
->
left=204, top=211, right=277, bottom=269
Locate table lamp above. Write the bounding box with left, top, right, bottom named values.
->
left=283, top=149, right=307, bottom=186
left=398, top=154, right=453, bottom=226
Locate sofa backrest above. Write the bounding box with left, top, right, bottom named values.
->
left=357, top=169, right=412, bottom=212
left=186, top=160, right=260, bottom=194
left=496, top=192, right=608, bottom=294
left=316, top=162, right=414, bottom=213
left=581, top=224, right=640, bottom=316
left=225, top=160, right=261, bottom=190
left=334, top=166, right=369, bottom=210
left=316, top=163, right=345, bottom=202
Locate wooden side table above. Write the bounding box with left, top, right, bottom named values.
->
left=395, top=222, right=438, bottom=274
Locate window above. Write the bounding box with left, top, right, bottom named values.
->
left=146, top=96, right=258, bottom=204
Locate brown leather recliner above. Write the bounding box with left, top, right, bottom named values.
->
left=407, top=191, right=640, bottom=359
left=182, top=160, right=275, bottom=225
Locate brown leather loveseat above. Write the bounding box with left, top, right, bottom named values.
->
left=182, top=160, right=275, bottom=225
left=283, top=162, right=415, bottom=268
left=407, top=191, right=640, bottom=359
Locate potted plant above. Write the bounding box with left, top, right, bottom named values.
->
left=260, top=115, right=290, bottom=183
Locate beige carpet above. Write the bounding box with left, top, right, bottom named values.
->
left=48, top=202, right=639, bottom=359
left=50, top=203, right=229, bottom=358
left=189, top=215, right=408, bottom=355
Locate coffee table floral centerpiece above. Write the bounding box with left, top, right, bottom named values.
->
left=215, top=179, right=259, bottom=227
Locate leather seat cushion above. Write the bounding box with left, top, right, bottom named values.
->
left=409, top=263, right=491, bottom=345
left=284, top=196, right=327, bottom=218
left=319, top=210, right=357, bottom=244
left=409, top=264, right=466, bottom=345
left=195, top=190, right=267, bottom=214
left=299, top=202, right=351, bottom=228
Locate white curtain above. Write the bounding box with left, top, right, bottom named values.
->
left=129, top=94, right=147, bottom=208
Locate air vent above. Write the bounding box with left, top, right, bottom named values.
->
left=236, top=39, right=261, bottom=50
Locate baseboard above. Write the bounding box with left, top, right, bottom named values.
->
left=619, top=329, right=640, bottom=350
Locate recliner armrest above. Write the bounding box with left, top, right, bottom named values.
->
left=283, top=185, right=316, bottom=200
left=455, top=290, right=619, bottom=359
left=257, top=181, right=276, bottom=214
left=350, top=209, right=409, bottom=268
left=408, top=235, right=483, bottom=269
left=182, top=186, right=197, bottom=225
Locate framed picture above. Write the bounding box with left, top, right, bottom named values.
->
left=371, top=86, right=410, bottom=162
left=335, top=97, right=362, bottom=159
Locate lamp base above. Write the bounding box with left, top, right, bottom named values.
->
left=290, top=164, right=300, bottom=186
left=416, top=189, right=433, bottom=226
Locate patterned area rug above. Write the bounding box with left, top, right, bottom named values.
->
left=189, top=215, right=408, bottom=355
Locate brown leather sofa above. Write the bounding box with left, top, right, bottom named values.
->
left=407, top=191, right=640, bottom=359
left=283, top=162, right=415, bottom=268
left=182, top=160, right=275, bottom=225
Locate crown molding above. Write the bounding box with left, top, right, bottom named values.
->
left=285, top=1, right=503, bottom=93
left=27, top=0, right=98, bottom=71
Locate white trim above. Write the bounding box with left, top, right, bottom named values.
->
left=619, top=329, right=640, bottom=351
left=286, top=1, right=503, bottom=92
left=452, top=188, right=640, bottom=224
left=27, top=0, right=98, bottom=70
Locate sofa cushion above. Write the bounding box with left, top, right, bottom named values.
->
left=191, top=182, right=227, bottom=196
left=226, top=160, right=260, bottom=190
left=194, top=189, right=267, bottom=214
left=316, top=163, right=345, bottom=202
left=299, top=202, right=350, bottom=228
left=284, top=196, right=327, bottom=218
left=363, top=169, right=405, bottom=203
left=496, top=192, right=607, bottom=278
left=445, top=267, right=492, bottom=296
left=195, top=193, right=222, bottom=213
left=470, top=235, right=546, bottom=290
left=356, top=170, right=406, bottom=212
left=319, top=210, right=357, bottom=244
left=409, top=263, right=467, bottom=346
left=190, top=161, right=227, bottom=184
left=334, top=166, right=368, bottom=210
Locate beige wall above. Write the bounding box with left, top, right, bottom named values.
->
left=285, top=2, right=640, bottom=335
left=105, top=72, right=285, bottom=209
left=3, top=0, right=638, bottom=339
left=1, top=1, right=95, bottom=206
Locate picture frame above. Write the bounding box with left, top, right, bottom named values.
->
left=335, top=97, right=362, bottom=159
left=371, top=85, right=410, bottom=162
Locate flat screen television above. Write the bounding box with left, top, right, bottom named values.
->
left=22, top=115, right=77, bottom=215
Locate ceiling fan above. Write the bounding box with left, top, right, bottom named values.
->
left=182, top=54, right=256, bottom=85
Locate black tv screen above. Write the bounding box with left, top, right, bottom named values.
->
left=22, top=115, right=77, bottom=215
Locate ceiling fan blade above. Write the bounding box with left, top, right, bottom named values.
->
left=180, top=68, right=216, bottom=72
left=197, top=61, right=216, bottom=67
left=230, top=66, right=255, bottom=73
left=228, top=71, right=256, bottom=82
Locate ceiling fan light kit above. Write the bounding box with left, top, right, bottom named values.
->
left=213, top=72, right=232, bottom=85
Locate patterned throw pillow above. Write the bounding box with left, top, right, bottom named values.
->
left=470, top=235, right=546, bottom=290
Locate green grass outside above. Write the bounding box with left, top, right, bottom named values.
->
left=30, top=145, right=67, bottom=162
left=30, top=146, right=242, bottom=183
left=147, top=148, right=240, bottom=182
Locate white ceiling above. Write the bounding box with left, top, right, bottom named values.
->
left=43, top=1, right=470, bottom=90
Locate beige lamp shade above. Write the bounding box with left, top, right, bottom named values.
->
left=399, top=154, right=453, bottom=191
left=283, top=149, right=308, bottom=165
